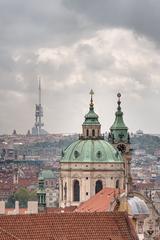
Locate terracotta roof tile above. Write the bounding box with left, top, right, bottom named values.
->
left=46, top=206, right=77, bottom=213
left=0, top=212, right=138, bottom=240
left=75, top=188, right=124, bottom=212
left=0, top=227, right=18, bottom=240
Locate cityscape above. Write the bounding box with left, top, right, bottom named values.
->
left=0, top=1, right=160, bottom=240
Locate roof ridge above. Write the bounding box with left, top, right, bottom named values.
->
left=0, top=226, right=20, bottom=240
left=123, top=212, right=139, bottom=240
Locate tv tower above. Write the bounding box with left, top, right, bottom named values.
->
left=32, top=78, right=44, bottom=136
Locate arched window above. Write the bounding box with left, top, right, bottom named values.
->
left=73, top=180, right=80, bottom=201
left=86, top=129, right=89, bottom=137
left=95, top=180, right=103, bottom=194
left=64, top=182, right=67, bottom=200
left=92, top=129, right=95, bottom=137
left=116, top=179, right=119, bottom=189
left=61, top=180, right=63, bottom=201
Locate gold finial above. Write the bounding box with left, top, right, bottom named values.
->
left=90, top=89, right=94, bottom=102
left=117, top=92, right=121, bottom=101
left=117, top=92, right=121, bottom=110
left=90, top=89, right=94, bottom=97
left=89, top=89, right=94, bottom=110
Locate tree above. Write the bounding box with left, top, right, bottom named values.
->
left=6, top=188, right=37, bottom=208
left=6, top=194, right=15, bottom=208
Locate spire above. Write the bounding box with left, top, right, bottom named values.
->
left=109, top=93, right=129, bottom=143
left=117, top=92, right=121, bottom=111
left=83, top=90, right=100, bottom=126
left=89, top=89, right=94, bottom=111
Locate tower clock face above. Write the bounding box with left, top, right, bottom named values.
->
left=117, top=144, right=126, bottom=153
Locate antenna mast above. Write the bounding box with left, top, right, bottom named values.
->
left=35, top=77, right=44, bottom=135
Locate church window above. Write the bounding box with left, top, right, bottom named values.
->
left=116, top=179, right=119, bottom=189
left=86, top=192, right=88, bottom=196
left=95, top=180, right=103, bottom=194
left=86, top=177, right=88, bottom=180
left=92, top=129, right=95, bottom=137
left=73, top=180, right=80, bottom=202
left=61, top=181, right=63, bottom=201
left=96, top=151, right=102, bottom=158
left=64, top=182, right=67, bottom=200
left=74, top=151, right=79, bottom=158
left=86, top=129, right=89, bottom=136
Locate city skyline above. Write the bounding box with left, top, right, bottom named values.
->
left=1, top=0, right=160, bottom=134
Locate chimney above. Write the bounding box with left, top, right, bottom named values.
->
left=15, top=201, right=19, bottom=214
left=27, top=201, right=38, bottom=214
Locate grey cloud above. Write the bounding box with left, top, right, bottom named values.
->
left=0, top=0, right=160, bottom=134
left=63, top=0, right=160, bottom=43
left=0, top=0, right=89, bottom=49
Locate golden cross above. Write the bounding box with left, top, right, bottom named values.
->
left=90, top=89, right=94, bottom=98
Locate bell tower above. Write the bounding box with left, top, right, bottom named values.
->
left=37, top=177, right=46, bottom=212
left=108, top=93, right=132, bottom=195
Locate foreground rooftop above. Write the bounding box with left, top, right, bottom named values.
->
left=0, top=212, right=138, bottom=240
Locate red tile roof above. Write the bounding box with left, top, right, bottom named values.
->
left=0, top=227, right=18, bottom=240
left=46, top=206, right=77, bottom=213
left=75, top=188, right=124, bottom=212
left=0, top=212, right=138, bottom=240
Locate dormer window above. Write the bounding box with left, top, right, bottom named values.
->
left=74, top=151, right=79, bottom=158
left=96, top=151, right=102, bottom=158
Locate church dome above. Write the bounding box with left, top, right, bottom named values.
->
left=128, top=196, right=149, bottom=216
left=61, top=139, right=123, bottom=163
left=39, top=170, right=56, bottom=179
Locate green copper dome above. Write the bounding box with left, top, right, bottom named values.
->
left=83, top=111, right=100, bottom=125
left=61, top=140, right=123, bottom=163
left=39, top=170, right=56, bottom=179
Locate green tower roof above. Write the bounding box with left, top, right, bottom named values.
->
left=109, top=93, right=129, bottom=143
left=83, top=90, right=100, bottom=126
left=39, top=170, right=56, bottom=179
left=61, top=139, right=123, bottom=163
left=37, top=176, right=45, bottom=193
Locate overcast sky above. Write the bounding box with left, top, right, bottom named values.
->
left=1, top=0, right=160, bottom=134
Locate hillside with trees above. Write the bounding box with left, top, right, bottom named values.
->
left=131, top=134, right=160, bottom=155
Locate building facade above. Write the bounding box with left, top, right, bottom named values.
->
left=59, top=91, right=125, bottom=207
left=39, top=169, right=59, bottom=208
